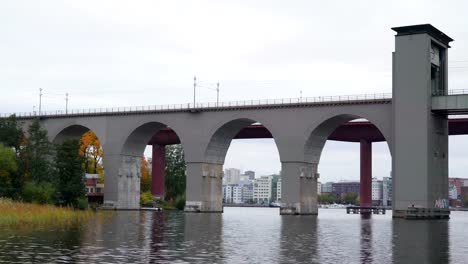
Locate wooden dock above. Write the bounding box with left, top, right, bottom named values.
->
left=346, top=206, right=386, bottom=215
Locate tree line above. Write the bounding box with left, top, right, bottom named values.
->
left=0, top=116, right=87, bottom=208
left=0, top=115, right=187, bottom=209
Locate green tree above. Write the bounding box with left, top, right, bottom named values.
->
left=24, top=119, right=53, bottom=183
left=0, top=115, right=24, bottom=153
left=22, top=181, right=56, bottom=204
left=0, top=115, right=26, bottom=198
left=0, top=144, right=17, bottom=197
left=55, top=139, right=86, bottom=207
left=318, top=193, right=336, bottom=204
left=343, top=192, right=358, bottom=205
left=165, top=144, right=186, bottom=202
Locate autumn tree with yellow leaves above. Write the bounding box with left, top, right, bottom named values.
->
left=79, top=131, right=103, bottom=182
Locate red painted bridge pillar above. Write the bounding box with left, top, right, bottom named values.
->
left=360, top=139, right=372, bottom=209
left=151, top=144, right=166, bottom=199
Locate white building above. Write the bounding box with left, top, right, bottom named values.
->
left=253, top=176, right=273, bottom=204
left=372, top=178, right=383, bottom=205
left=382, top=177, right=392, bottom=206
left=232, top=185, right=243, bottom=204
left=222, top=185, right=233, bottom=203
left=239, top=175, right=250, bottom=182
left=224, top=168, right=241, bottom=184
left=317, top=181, right=322, bottom=195
left=277, top=178, right=282, bottom=201
left=242, top=184, right=254, bottom=203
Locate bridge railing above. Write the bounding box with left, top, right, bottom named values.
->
left=1, top=92, right=393, bottom=118
left=433, top=89, right=468, bottom=96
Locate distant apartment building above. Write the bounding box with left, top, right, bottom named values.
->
left=245, top=170, right=255, bottom=180
left=321, top=182, right=333, bottom=193
left=253, top=176, right=273, bottom=204
left=277, top=178, right=282, bottom=201
left=317, top=181, right=322, bottom=195
left=448, top=178, right=468, bottom=206
left=242, top=183, right=254, bottom=203
left=449, top=178, right=468, bottom=200
left=332, top=181, right=360, bottom=200
left=224, top=168, right=241, bottom=184
left=239, top=175, right=250, bottom=182
left=382, top=177, right=392, bottom=206
left=222, top=185, right=233, bottom=203
left=271, top=175, right=280, bottom=202
left=222, top=181, right=255, bottom=204
left=232, top=185, right=243, bottom=204
left=372, top=178, right=383, bottom=205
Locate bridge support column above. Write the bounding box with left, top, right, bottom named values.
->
left=184, top=162, right=223, bottom=213
left=151, top=144, right=166, bottom=199
left=280, top=162, right=318, bottom=215
left=103, top=154, right=141, bottom=209
left=360, top=140, right=372, bottom=209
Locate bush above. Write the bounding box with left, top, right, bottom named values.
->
left=140, top=191, right=154, bottom=205
left=174, top=193, right=186, bottom=210
left=22, top=181, right=56, bottom=204
left=75, top=197, right=89, bottom=210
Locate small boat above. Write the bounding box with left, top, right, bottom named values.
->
left=269, top=202, right=281, bottom=207
left=140, top=207, right=163, bottom=211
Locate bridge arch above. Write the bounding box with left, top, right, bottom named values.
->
left=203, top=114, right=284, bottom=164
left=304, top=112, right=392, bottom=164
left=106, top=119, right=186, bottom=208
left=50, top=121, right=106, bottom=204
left=302, top=111, right=392, bottom=210
left=50, top=120, right=105, bottom=145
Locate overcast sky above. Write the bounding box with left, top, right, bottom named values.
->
left=1, top=1, right=468, bottom=181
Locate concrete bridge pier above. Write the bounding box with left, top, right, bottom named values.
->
left=184, top=162, right=224, bottom=213
left=280, top=161, right=319, bottom=215
left=103, top=153, right=141, bottom=209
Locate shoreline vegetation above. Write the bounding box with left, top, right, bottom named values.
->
left=0, top=199, right=94, bottom=227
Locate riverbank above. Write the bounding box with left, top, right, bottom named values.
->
left=0, top=199, right=94, bottom=227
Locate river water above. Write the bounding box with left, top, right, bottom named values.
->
left=0, top=207, right=467, bottom=263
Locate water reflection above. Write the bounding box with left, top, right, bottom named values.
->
left=279, top=215, right=318, bottom=263
left=360, top=216, right=373, bottom=264
left=0, top=209, right=463, bottom=263
left=392, top=219, right=449, bottom=264
left=0, top=224, right=84, bottom=263
left=183, top=213, right=224, bottom=262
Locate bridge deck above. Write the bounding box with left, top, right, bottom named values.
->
left=3, top=93, right=392, bottom=119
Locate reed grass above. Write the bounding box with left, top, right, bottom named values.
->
left=0, top=198, right=93, bottom=227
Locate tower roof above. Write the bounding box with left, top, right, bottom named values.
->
left=392, top=24, right=453, bottom=47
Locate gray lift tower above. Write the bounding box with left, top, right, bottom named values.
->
left=392, top=24, right=453, bottom=219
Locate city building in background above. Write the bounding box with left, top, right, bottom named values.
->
left=448, top=178, right=468, bottom=206
left=277, top=178, right=282, bottom=202
left=372, top=178, right=383, bottom=205
left=253, top=176, right=273, bottom=204
left=382, top=177, right=392, bottom=206
left=245, top=170, right=255, bottom=180
left=317, top=181, right=322, bottom=195
left=321, top=182, right=333, bottom=194
left=332, top=181, right=360, bottom=201
left=224, top=168, right=241, bottom=184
